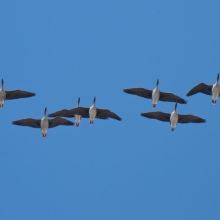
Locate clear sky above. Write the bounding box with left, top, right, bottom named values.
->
left=0, top=0, right=220, bottom=219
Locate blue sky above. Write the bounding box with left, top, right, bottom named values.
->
left=0, top=0, right=220, bottom=219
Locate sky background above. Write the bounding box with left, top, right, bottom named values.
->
left=0, top=0, right=220, bottom=219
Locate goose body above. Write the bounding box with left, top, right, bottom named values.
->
left=186, top=73, right=220, bottom=104
left=124, top=79, right=187, bottom=108
left=12, top=107, right=74, bottom=137
left=74, top=97, right=82, bottom=126
left=75, top=115, right=82, bottom=127
left=170, top=104, right=178, bottom=131
left=41, top=108, right=49, bottom=137
left=212, top=76, right=220, bottom=104
left=152, top=80, right=160, bottom=107
left=141, top=103, right=205, bottom=131
left=0, top=79, right=35, bottom=108
left=89, top=97, right=97, bottom=124
left=0, top=84, right=6, bottom=108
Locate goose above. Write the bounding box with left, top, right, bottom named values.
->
left=12, top=107, right=74, bottom=137
left=63, top=97, right=122, bottom=124
left=0, top=79, right=35, bottom=108
left=48, top=97, right=89, bottom=127
left=141, top=103, right=205, bottom=131
left=124, top=79, right=187, bottom=108
left=186, top=73, right=220, bottom=104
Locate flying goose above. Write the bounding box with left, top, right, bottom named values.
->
left=12, top=107, right=74, bottom=137
left=64, top=97, right=122, bottom=124
left=0, top=79, right=35, bottom=108
left=186, top=73, right=220, bottom=104
left=48, top=97, right=89, bottom=127
left=141, top=103, right=205, bottom=131
left=124, top=79, right=187, bottom=108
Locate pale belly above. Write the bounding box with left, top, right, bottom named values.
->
left=152, top=89, right=160, bottom=105
left=170, top=112, right=178, bottom=129
left=0, top=89, right=6, bottom=105
left=41, top=118, right=49, bottom=134
left=75, top=115, right=81, bottom=126
left=212, top=85, right=219, bottom=101
left=89, top=106, right=97, bottom=121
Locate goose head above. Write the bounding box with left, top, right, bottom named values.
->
left=217, top=73, right=219, bottom=83
left=78, top=97, right=80, bottom=106
left=1, top=79, right=4, bottom=88
left=174, top=103, right=177, bottom=112
left=156, top=79, right=159, bottom=88
left=44, top=107, right=47, bottom=117
left=93, top=97, right=96, bottom=106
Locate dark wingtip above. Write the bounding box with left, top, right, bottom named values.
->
left=123, top=89, right=130, bottom=93
left=12, top=121, right=18, bottom=125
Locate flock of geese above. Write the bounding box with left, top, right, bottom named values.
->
left=0, top=74, right=219, bottom=137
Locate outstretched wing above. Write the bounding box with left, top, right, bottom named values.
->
left=178, top=114, right=206, bottom=123
left=64, top=107, right=90, bottom=118
left=159, top=92, right=187, bottom=104
left=123, top=88, right=152, bottom=99
left=12, top=118, right=41, bottom=128
left=6, top=90, right=36, bottom=100
left=48, top=117, right=74, bottom=128
left=48, top=109, right=74, bottom=118
left=186, top=83, right=212, bottom=96
left=141, top=111, right=170, bottom=122
left=96, top=108, right=122, bottom=121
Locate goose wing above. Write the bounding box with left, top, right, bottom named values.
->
left=123, top=88, right=152, bottom=99
left=96, top=108, right=122, bottom=121
left=12, top=118, right=41, bottom=128
left=6, top=90, right=36, bottom=100
left=64, top=107, right=90, bottom=118
left=48, top=109, right=73, bottom=118
left=186, top=83, right=212, bottom=96
left=178, top=114, right=206, bottom=123
left=159, top=92, right=187, bottom=104
left=48, top=117, right=74, bottom=128
left=141, top=111, right=170, bottom=122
